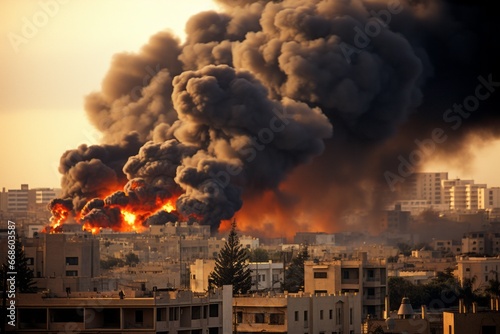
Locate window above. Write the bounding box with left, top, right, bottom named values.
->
left=66, top=257, right=78, bottom=265
left=135, top=310, right=143, bottom=323
left=237, top=311, right=243, bottom=323
left=304, top=310, right=308, bottom=321
left=295, top=311, right=299, bottom=321
left=66, top=270, right=78, bottom=276
left=320, top=310, right=324, bottom=320
left=329, top=309, right=333, bottom=319
left=192, top=306, right=201, bottom=319
left=314, top=272, right=328, bottom=279
left=350, top=308, right=353, bottom=325
left=169, top=307, right=179, bottom=321
left=269, top=313, right=284, bottom=325
left=255, top=313, right=265, bottom=323
left=209, top=304, right=219, bottom=317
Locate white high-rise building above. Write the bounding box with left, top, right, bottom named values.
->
left=399, top=172, right=448, bottom=212
left=442, top=179, right=487, bottom=211
left=35, top=188, right=60, bottom=205
left=479, top=187, right=500, bottom=209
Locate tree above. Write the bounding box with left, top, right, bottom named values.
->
left=283, top=244, right=309, bottom=293
left=484, top=278, right=500, bottom=298
left=0, top=237, right=36, bottom=293
left=249, top=248, right=269, bottom=262
left=209, top=220, right=252, bottom=295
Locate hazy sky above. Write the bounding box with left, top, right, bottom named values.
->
left=0, top=0, right=499, bottom=190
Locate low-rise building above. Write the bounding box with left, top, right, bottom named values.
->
left=234, top=292, right=361, bottom=334
left=456, top=256, right=500, bottom=291
left=304, top=252, right=387, bottom=319
left=8, top=288, right=229, bottom=333
left=443, top=309, right=500, bottom=334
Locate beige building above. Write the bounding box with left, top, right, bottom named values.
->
left=443, top=179, right=487, bottom=211
left=479, top=187, right=500, bottom=210
left=402, top=172, right=448, bottom=208
left=456, top=256, right=500, bottom=291
left=234, top=292, right=361, bottom=334
left=304, top=253, right=387, bottom=319
left=443, top=310, right=500, bottom=334
left=7, top=288, right=228, bottom=333
left=189, top=260, right=284, bottom=293
left=190, top=259, right=216, bottom=292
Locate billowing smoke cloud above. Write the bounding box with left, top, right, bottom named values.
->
left=51, top=0, right=499, bottom=236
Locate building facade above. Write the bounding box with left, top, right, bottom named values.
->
left=304, top=253, right=387, bottom=319
left=456, top=256, right=500, bottom=291
left=8, top=288, right=228, bottom=333
left=234, top=292, right=361, bottom=334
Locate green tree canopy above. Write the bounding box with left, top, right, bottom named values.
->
left=249, top=248, right=269, bottom=262
left=209, top=220, right=252, bottom=295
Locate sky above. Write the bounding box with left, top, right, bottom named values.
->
left=0, top=0, right=499, bottom=191
left=0, top=0, right=218, bottom=190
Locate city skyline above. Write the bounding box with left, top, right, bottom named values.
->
left=1, top=0, right=499, bottom=239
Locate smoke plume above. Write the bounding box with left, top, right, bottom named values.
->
left=50, top=0, right=499, bottom=237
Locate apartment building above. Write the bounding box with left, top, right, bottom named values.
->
left=304, top=252, right=387, bottom=319
left=189, top=260, right=284, bottom=293
left=8, top=288, right=228, bottom=333
left=456, top=256, right=500, bottom=291
left=479, top=187, right=500, bottom=210
left=233, top=292, right=361, bottom=334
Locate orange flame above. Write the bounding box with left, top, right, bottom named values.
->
left=122, top=210, right=138, bottom=230
left=161, top=199, right=175, bottom=213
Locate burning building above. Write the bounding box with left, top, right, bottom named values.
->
left=48, top=0, right=499, bottom=238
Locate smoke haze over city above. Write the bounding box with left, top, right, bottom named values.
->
left=4, top=0, right=499, bottom=238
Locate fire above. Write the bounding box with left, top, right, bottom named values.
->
left=48, top=190, right=182, bottom=234
left=122, top=210, right=137, bottom=228
left=162, top=199, right=175, bottom=213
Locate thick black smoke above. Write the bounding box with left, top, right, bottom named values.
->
left=52, top=0, right=500, bottom=234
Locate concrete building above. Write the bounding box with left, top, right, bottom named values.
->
left=363, top=297, right=431, bottom=334
left=7, top=183, right=30, bottom=212
left=189, top=260, right=284, bottom=293
left=443, top=309, right=500, bottom=334
left=8, top=288, right=228, bottom=333
left=304, top=253, right=387, bottom=319
left=456, top=256, right=500, bottom=291
left=0, top=187, right=7, bottom=212
left=443, top=179, right=487, bottom=211
left=401, top=172, right=448, bottom=208
left=431, top=239, right=462, bottom=254
left=381, top=204, right=411, bottom=232
left=462, top=231, right=487, bottom=254
left=233, top=292, right=361, bottom=334
left=190, top=259, right=216, bottom=293
left=240, top=235, right=260, bottom=249
left=249, top=261, right=284, bottom=292
left=34, top=187, right=61, bottom=205
left=480, top=187, right=500, bottom=210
